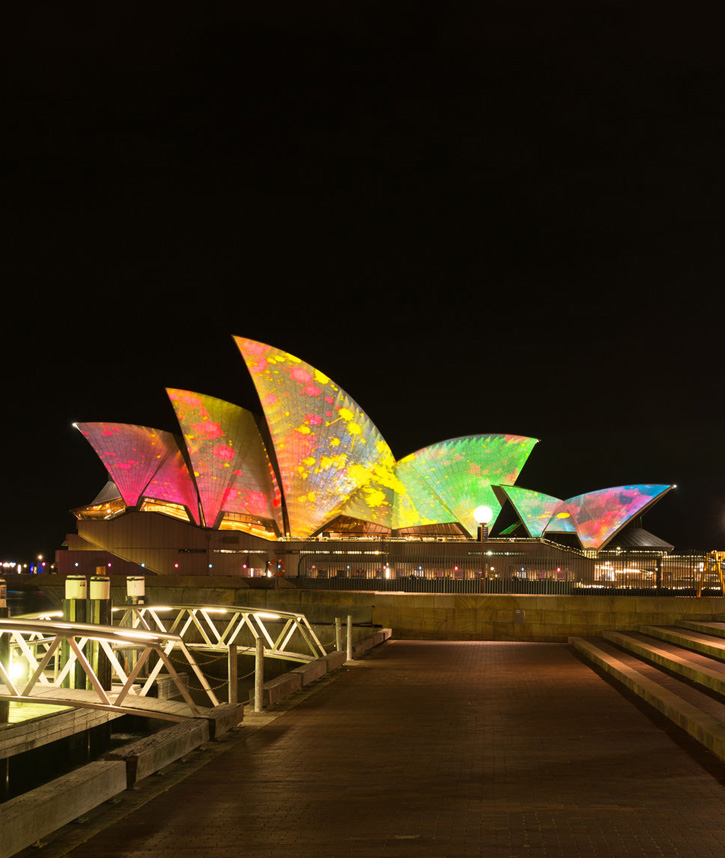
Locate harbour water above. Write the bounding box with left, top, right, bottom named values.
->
left=5, top=586, right=57, bottom=617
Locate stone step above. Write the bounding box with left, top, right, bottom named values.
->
left=602, top=629, right=725, bottom=696
left=639, top=625, right=725, bottom=661
left=570, top=634, right=725, bottom=761
left=679, top=619, right=725, bottom=639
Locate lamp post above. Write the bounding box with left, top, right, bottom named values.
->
left=473, top=505, right=493, bottom=593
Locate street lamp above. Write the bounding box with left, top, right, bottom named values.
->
left=473, top=505, right=493, bottom=591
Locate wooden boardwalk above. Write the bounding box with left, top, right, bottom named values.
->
left=1, top=702, right=122, bottom=763
left=0, top=685, right=200, bottom=722
left=0, top=687, right=211, bottom=766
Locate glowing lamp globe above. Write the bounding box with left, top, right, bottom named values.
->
left=473, top=505, right=493, bottom=525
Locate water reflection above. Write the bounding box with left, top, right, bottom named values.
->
left=5, top=588, right=56, bottom=616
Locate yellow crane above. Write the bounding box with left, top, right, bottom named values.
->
left=696, top=550, right=725, bottom=597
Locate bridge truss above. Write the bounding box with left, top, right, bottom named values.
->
left=113, top=604, right=328, bottom=663
left=0, top=617, right=220, bottom=721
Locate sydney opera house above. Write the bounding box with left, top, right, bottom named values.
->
left=58, top=337, right=675, bottom=585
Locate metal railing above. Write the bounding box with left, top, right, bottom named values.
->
left=292, top=550, right=716, bottom=594
left=0, top=617, right=219, bottom=721
left=294, top=576, right=577, bottom=594
left=113, top=604, right=328, bottom=663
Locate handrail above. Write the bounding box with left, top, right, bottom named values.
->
left=113, top=603, right=327, bottom=663
left=0, top=617, right=219, bottom=720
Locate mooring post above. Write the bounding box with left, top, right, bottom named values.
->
left=89, top=575, right=112, bottom=690
left=228, top=643, right=238, bottom=704
left=0, top=577, right=8, bottom=725
left=346, top=614, right=353, bottom=662
left=90, top=575, right=111, bottom=625
left=335, top=616, right=342, bottom=652
left=63, top=575, right=87, bottom=689
left=125, top=576, right=146, bottom=676
left=254, top=636, right=264, bottom=713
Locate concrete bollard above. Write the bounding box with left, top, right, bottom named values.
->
left=335, top=617, right=342, bottom=652
left=347, top=614, right=353, bottom=662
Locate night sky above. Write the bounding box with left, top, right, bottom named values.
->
left=3, top=1, right=724, bottom=563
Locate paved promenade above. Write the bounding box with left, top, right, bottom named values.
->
left=25, top=641, right=725, bottom=857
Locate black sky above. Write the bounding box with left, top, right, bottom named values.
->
left=3, top=1, right=724, bottom=562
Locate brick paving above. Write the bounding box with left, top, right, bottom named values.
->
left=50, top=641, right=725, bottom=857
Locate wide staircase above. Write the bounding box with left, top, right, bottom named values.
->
left=571, top=621, right=725, bottom=761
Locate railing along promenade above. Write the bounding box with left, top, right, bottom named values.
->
left=294, top=539, right=715, bottom=592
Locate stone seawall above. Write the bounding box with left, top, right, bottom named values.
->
left=369, top=592, right=725, bottom=641
left=32, top=577, right=725, bottom=641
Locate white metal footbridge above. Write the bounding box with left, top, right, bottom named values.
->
left=112, top=603, right=327, bottom=663
left=0, top=604, right=329, bottom=722
left=0, top=616, right=219, bottom=721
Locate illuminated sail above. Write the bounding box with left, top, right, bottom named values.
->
left=392, top=455, right=458, bottom=530
left=558, top=484, right=673, bottom=549
left=143, top=441, right=202, bottom=524
left=74, top=339, right=674, bottom=551
left=75, top=422, right=174, bottom=508
left=398, top=435, right=538, bottom=536
left=234, top=337, right=397, bottom=538
left=494, top=485, right=563, bottom=537
left=543, top=500, right=578, bottom=534
left=167, top=389, right=282, bottom=530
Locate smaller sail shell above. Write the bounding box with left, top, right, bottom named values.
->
left=167, top=389, right=283, bottom=530
left=560, top=484, right=673, bottom=549
left=396, top=434, right=539, bottom=536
